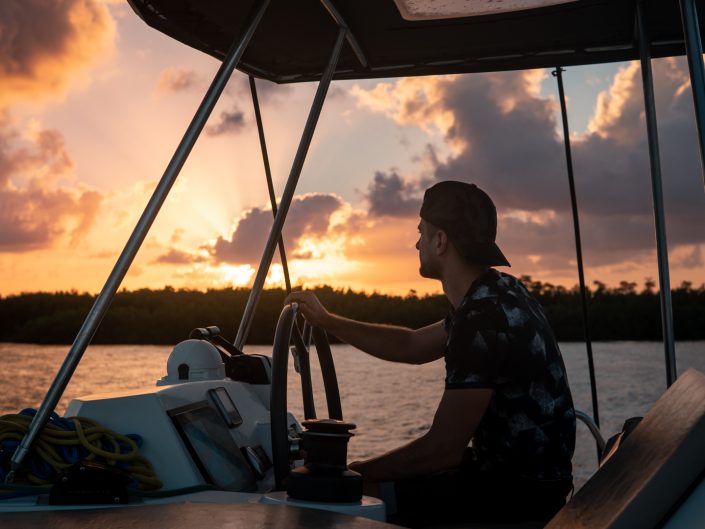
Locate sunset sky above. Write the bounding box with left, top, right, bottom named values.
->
left=2, top=0, right=705, bottom=298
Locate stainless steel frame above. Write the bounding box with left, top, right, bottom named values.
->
left=637, top=1, right=677, bottom=387
left=6, top=0, right=271, bottom=482
left=320, top=0, right=368, bottom=68
left=575, top=409, right=606, bottom=454
left=234, top=27, right=348, bottom=350
left=553, top=67, right=601, bottom=428
left=679, top=0, right=705, bottom=184
left=249, top=76, right=292, bottom=294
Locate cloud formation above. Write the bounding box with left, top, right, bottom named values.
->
left=0, top=115, right=102, bottom=251
left=209, top=193, right=346, bottom=264
left=353, top=58, right=705, bottom=276
left=156, top=67, right=204, bottom=94
left=0, top=0, right=113, bottom=252
left=365, top=170, right=422, bottom=217
left=154, top=70, right=291, bottom=137
left=0, top=0, right=115, bottom=106
left=206, top=108, right=246, bottom=136
left=152, top=248, right=203, bottom=265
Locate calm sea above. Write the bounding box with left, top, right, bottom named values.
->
left=1, top=341, right=704, bottom=487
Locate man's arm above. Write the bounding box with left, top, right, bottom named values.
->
left=348, top=387, right=493, bottom=482
left=284, top=291, right=446, bottom=365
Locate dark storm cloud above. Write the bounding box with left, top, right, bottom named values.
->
left=363, top=58, right=705, bottom=272
left=365, top=171, right=422, bottom=217
left=210, top=193, right=344, bottom=264
left=206, top=108, right=246, bottom=136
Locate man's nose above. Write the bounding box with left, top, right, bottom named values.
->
left=415, top=240, right=420, bottom=250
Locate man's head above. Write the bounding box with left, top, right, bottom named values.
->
left=417, top=181, right=510, bottom=274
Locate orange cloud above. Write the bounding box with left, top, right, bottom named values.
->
left=352, top=76, right=460, bottom=148
left=587, top=62, right=641, bottom=143
left=0, top=0, right=116, bottom=106
left=208, top=193, right=348, bottom=265
left=0, top=115, right=102, bottom=252
left=156, top=67, right=204, bottom=94
left=0, top=0, right=113, bottom=252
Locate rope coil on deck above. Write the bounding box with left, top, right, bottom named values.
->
left=0, top=409, right=162, bottom=491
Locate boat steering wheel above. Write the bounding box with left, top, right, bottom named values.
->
left=269, top=303, right=342, bottom=490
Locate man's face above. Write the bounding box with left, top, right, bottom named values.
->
left=415, top=219, right=440, bottom=279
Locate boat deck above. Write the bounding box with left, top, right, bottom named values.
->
left=2, top=501, right=395, bottom=529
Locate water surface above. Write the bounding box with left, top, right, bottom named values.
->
left=2, top=341, right=704, bottom=487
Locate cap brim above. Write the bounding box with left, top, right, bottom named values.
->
left=457, top=242, right=511, bottom=267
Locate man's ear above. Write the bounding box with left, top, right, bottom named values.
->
left=436, top=229, right=450, bottom=255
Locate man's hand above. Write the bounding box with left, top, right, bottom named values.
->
left=283, top=291, right=445, bottom=365
left=285, top=291, right=331, bottom=328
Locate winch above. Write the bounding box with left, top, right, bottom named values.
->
left=286, top=419, right=362, bottom=503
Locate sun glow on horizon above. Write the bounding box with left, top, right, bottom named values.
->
left=216, top=264, right=255, bottom=287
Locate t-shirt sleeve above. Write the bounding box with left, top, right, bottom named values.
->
left=444, top=301, right=508, bottom=390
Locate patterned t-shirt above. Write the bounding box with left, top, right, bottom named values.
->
left=444, top=269, right=575, bottom=480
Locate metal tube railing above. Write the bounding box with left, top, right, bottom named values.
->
left=637, top=1, right=677, bottom=387
left=234, top=27, right=347, bottom=350
left=6, top=0, right=270, bottom=482
left=679, top=0, right=705, bottom=186
left=249, top=76, right=293, bottom=293
left=319, top=0, right=368, bottom=68
left=553, top=67, right=600, bottom=429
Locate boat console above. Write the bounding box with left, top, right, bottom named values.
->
left=0, top=324, right=385, bottom=522
left=67, top=378, right=280, bottom=493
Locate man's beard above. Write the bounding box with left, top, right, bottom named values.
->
left=419, top=260, right=441, bottom=280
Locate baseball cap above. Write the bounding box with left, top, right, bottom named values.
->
left=419, top=181, right=510, bottom=267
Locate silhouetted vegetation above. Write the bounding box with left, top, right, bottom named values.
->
left=0, top=278, right=703, bottom=345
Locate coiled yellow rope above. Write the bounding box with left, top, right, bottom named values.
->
left=0, top=413, right=162, bottom=490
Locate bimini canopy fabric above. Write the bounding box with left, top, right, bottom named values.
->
left=127, top=0, right=704, bottom=83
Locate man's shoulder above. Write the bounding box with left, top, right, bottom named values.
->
left=469, top=270, right=531, bottom=307
left=474, top=271, right=549, bottom=333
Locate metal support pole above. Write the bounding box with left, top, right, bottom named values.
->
left=6, top=0, right=270, bottom=483
left=319, top=0, right=368, bottom=68
left=637, top=2, right=677, bottom=387
left=234, top=27, right=347, bottom=350
left=679, top=0, right=705, bottom=185
left=552, top=67, right=600, bottom=429
left=249, top=76, right=292, bottom=293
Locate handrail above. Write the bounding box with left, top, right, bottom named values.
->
left=249, top=76, right=293, bottom=294
left=679, top=0, right=705, bottom=186
left=553, top=66, right=600, bottom=428
left=319, top=0, right=369, bottom=68
left=234, top=26, right=347, bottom=351
left=575, top=409, right=606, bottom=455
left=637, top=1, right=677, bottom=387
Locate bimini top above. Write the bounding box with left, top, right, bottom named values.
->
left=127, top=0, right=702, bottom=83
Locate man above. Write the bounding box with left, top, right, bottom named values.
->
left=285, top=181, right=575, bottom=526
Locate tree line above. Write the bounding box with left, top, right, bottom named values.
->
left=0, top=278, right=703, bottom=345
